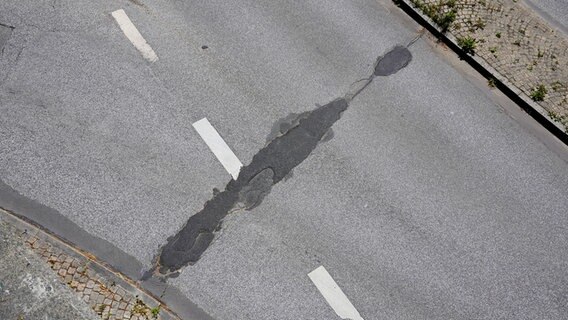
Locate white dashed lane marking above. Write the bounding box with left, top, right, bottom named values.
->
left=193, top=118, right=243, bottom=180
left=111, top=9, right=158, bottom=62
left=308, top=266, right=364, bottom=320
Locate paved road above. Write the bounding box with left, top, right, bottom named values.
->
left=1, top=0, right=568, bottom=319
left=523, top=0, right=568, bottom=33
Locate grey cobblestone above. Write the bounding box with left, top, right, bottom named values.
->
left=0, top=208, right=175, bottom=320
left=0, top=219, right=98, bottom=320
left=23, top=233, right=166, bottom=320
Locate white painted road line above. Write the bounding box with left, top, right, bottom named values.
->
left=308, top=266, right=364, bottom=320
left=111, top=9, right=158, bottom=62
left=193, top=118, right=243, bottom=180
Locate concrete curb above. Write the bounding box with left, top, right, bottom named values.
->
left=395, top=0, right=568, bottom=145
left=0, top=208, right=180, bottom=320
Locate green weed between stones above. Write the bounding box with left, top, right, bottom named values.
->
left=151, top=305, right=161, bottom=319
left=457, top=36, right=477, bottom=54
left=530, top=84, right=547, bottom=101
left=410, top=0, right=457, bottom=32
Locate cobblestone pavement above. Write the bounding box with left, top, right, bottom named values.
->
left=0, top=218, right=97, bottom=320
left=409, top=0, right=568, bottom=130
left=0, top=210, right=171, bottom=320
left=25, top=237, right=164, bottom=320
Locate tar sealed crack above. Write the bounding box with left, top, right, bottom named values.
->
left=155, top=45, right=413, bottom=275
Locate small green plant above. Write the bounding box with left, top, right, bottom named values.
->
left=151, top=305, right=161, bottom=319
left=513, top=40, right=521, bottom=46
left=488, top=78, right=496, bottom=88
left=410, top=0, right=456, bottom=32
left=489, top=47, right=497, bottom=53
left=457, top=36, right=477, bottom=54
left=437, top=10, right=457, bottom=31
left=495, top=32, right=501, bottom=38
left=518, top=29, right=525, bottom=35
left=530, top=84, right=547, bottom=101
left=537, top=49, right=544, bottom=58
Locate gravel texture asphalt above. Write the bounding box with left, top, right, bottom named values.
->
left=1, top=0, right=567, bottom=319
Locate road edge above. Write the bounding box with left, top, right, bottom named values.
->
left=0, top=207, right=180, bottom=320
left=394, top=0, right=568, bottom=145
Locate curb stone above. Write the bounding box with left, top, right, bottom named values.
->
left=395, top=0, right=568, bottom=144
left=0, top=208, right=180, bottom=320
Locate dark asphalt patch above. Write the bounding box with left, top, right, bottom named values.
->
left=374, top=45, right=412, bottom=76
left=0, top=24, right=14, bottom=52
left=158, top=98, right=348, bottom=273
left=155, top=45, right=413, bottom=275
left=265, top=112, right=310, bottom=143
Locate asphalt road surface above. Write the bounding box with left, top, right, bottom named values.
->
left=1, top=0, right=568, bottom=319
left=523, top=0, right=568, bottom=33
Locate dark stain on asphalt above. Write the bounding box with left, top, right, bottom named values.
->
left=155, top=45, right=413, bottom=275
left=374, top=45, right=412, bottom=76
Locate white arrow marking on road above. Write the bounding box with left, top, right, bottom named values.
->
left=111, top=9, right=158, bottom=62
left=308, top=266, right=364, bottom=320
left=193, top=118, right=243, bottom=180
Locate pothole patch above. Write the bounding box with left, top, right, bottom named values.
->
left=374, top=45, right=412, bottom=76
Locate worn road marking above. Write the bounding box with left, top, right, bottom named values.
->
left=193, top=118, right=243, bottom=180
left=111, top=9, right=158, bottom=62
left=308, top=266, right=364, bottom=320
